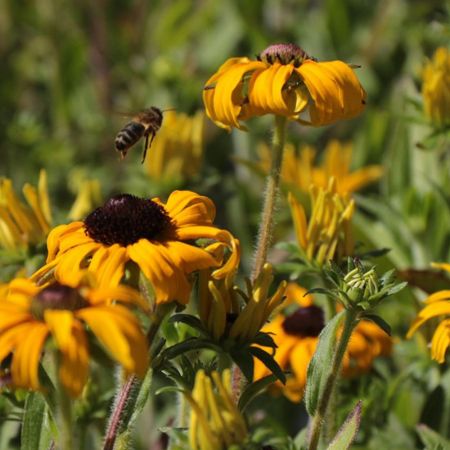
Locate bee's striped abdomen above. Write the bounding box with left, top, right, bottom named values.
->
left=115, top=121, right=146, bottom=152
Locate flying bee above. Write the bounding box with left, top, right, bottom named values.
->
left=115, top=106, right=164, bottom=163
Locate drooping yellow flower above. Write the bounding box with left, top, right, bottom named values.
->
left=407, top=262, right=450, bottom=363
left=258, top=140, right=383, bottom=195
left=199, top=262, right=286, bottom=343
left=203, top=43, right=366, bottom=131
left=145, top=110, right=205, bottom=183
left=32, top=191, right=237, bottom=305
left=288, top=179, right=354, bottom=266
left=186, top=369, right=248, bottom=450
left=253, top=283, right=392, bottom=402
left=0, top=170, right=52, bottom=250
left=422, top=47, right=450, bottom=126
left=0, top=272, right=149, bottom=397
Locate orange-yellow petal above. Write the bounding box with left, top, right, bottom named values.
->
left=430, top=319, right=450, bottom=363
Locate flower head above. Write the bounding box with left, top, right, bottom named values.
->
left=288, top=180, right=354, bottom=267
left=407, top=262, right=450, bottom=363
left=203, top=43, right=366, bottom=131
left=0, top=272, right=149, bottom=397
left=258, top=140, right=383, bottom=195
left=186, top=369, right=248, bottom=450
left=422, top=47, right=450, bottom=127
left=32, top=191, right=237, bottom=305
left=145, top=110, right=205, bottom=184
left=199, top=262, right=286, bottom=343
left=0, top=170, right=52, bottom=250
left=253, top=283, right=393, bottom=402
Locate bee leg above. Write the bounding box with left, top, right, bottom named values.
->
left=141, top=134, right=150, bottom=164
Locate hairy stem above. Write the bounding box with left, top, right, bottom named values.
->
left=251, top=115, right=287, bottom=281
left=308, top=309, right=358, bottom=450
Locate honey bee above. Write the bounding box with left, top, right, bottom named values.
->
left=115, top=106, right=163, bottom=163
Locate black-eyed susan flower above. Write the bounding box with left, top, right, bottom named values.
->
left=258, top=139, right=383, bottom=195
left=0, top=272, right=149, bottom=397
left=407, top=262, right=450, bottom=363
left=185, top=369, right=248, bottom=450
left=0, top=170, right=52, bottom=250
left=203, top=43, right=366, bottom=131
left=253, top=283, right=392, bottom=402
left=288, top=179, right=354, bottom=267
left=145, top=110, right=205, bottom=184
left=32, top=191, right=237, bottom=305
left=422, top=47, right=450, bottom=127
left=199, top=262, right=286, bottom=343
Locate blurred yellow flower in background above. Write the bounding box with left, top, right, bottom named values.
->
left=253, top=283, right=393, bottom=402
left=186, top=369, right=248, bottom=450
left=422, top=47, right=450, bottom=127
left=407, top=262, right=450, bottom=363
left=33, top=191, right=237, bottom=305
left=203, top=43, right=366, bottom=131
left=258, top=140, right=383, bottom=195
left=0, top=272, right=149, bottom=397
left=0, top=170, right=51, bottom=250
left=288, top=179, right=354, bottom=266
left=145, top=110, right=205, bottom=184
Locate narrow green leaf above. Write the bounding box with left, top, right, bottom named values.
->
left=230, top=348, right=254, bottom=381
left=363, top=314, right=392, bottom=336
left=326, top=401, right=362, bottom=450
left=21, top=392, right=52, bottom=450
left=416, top=424, right=450, bottom=450
left=306, top=287, right=333, bottom=296
left=237, top=373, right=278, bottom=412
left=385, top=281, right=408, bottom=296
left=252, top=331, right=277, bottom=348
left=249, top=346, right=286, bottom=384
left=305, top=310, right=345, bottom=416
left=169, top=313, right=207, bottom=334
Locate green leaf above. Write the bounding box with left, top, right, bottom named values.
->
left=237, top=373, right=278, bottom=412
left=306, top=287, right=333, bottom=296
left=249, top=346, right=286, bottom=384
left=169, top=313, right=207, bottom=334
left=363, top=314, right=392, bottom=336
left=326, top=401, right=362, bottom=450
left=416, top=424, right=450, bottom=450
left=230, top=348, right=254, bottom=381
left=385, top=281, right=408, bottom=296
left=305, top=310, right=345, bottom=416
left=21, top=392, right=53, bottom=450
left=252, top=331, right=277, bottom=348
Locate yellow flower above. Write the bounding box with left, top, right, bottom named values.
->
left=32, top=191, right=237, bottom=305
left=407, top=262, right=450, bottom=363
left=145, top=110, right=205, bottom=183
left=288, top=179, right=354, bottom=266
left=0, top=170, right=52, bottom=250
left=258, top=140, right=383, bottom=195
left=199, top=262, right=286, bottom=342
left=422, top=47, right=450, bottom=126
left=0, top=272, right=149, bottom=397
left=68, top=178, right=102, bottom=221
left=186, top=369, right=248, bottom=450
left=203, top=43, right=366, bottom=131
left=253, top=283, right=392, bottom=402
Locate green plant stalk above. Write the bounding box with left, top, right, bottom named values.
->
left=308, top=309, right=358, bottom=450
left=102, top=302, right=174, bottom=450
left=251, top=115, right=287, bottom=281
left=55, top=361, right=75, bottom=450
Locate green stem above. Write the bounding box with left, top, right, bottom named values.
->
left=251, top=115, right=287, bottom=281
left=308, top=309, right=358, bottom=450
left=55, top=369, right=75, bottom=450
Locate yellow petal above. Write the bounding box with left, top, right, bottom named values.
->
left=88, top=244, right=127, bottom=287
left=77, top=305, right=148, bottom=377
left=46, top=222, right=85, bottom=262
left=431, top=319, right=450, bottom=363
left=45, top=310, right=89, bottom=397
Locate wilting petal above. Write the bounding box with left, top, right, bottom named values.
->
left=296, top=60, right=366, bottom=126
left=77, top=305, right=148, bottom=377
left=45, top=310, right=89, bottom=397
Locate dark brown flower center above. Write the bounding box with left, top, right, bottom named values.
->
left=31, top=283, right=87, bottom=320
left=282, top=305, right=325, bottom=337
left=84, top=194, right=172, bottom=246
left=257, top=43, right=316, bottom=67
